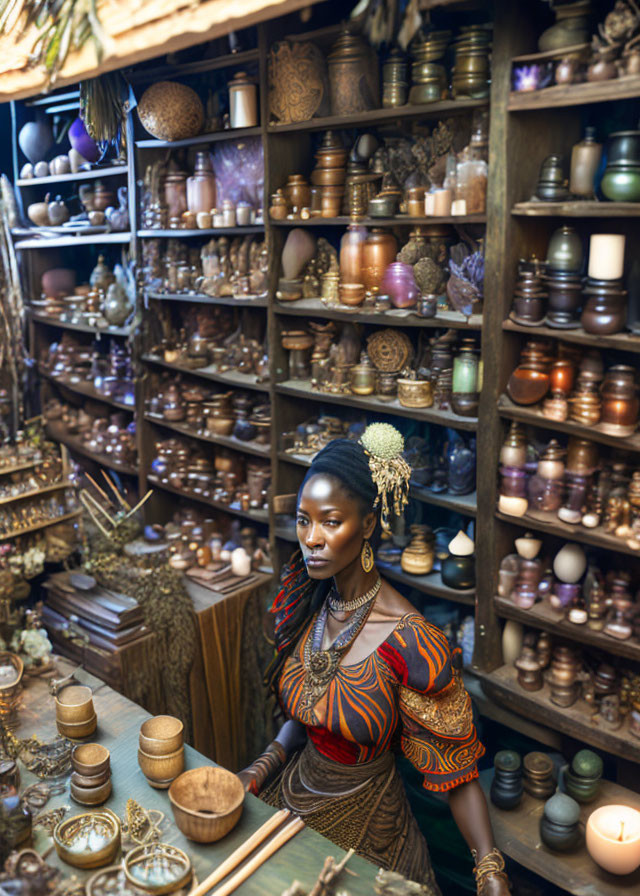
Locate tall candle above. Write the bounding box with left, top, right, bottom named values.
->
left=588, top=234, right=626, bottom=281
left=433, top=188, right=452, bottom=217
left=586, top=805, right=640, bottom=875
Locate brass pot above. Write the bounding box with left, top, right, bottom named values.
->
left=327, top=30, right=379, bottom=115
left=397, top=377, right=433, bottom=408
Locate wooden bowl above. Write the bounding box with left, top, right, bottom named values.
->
left=71, top=768, right=110, bottom=788
left=139, top=716, right=184, bottom=756
left=70, top=777, right=112, bottom=806
left=72, top=743, right=110, bottom=777
left=58, top=714, right=97, bottom=740
left=55, top=685, right=94, bottom=723
left=138, top=746, right=184, bottom=783
left=54, top=810, right=120, bottom=869
left=168, top=766, right=244, bottom=843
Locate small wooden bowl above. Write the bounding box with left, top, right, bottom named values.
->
left=72, top=743, right=110, bottom=777
left=70, top=777, right=112, bottom=806
left=58, top=713, right=97, bottom=740
left=138, top=746, right=184, bottom=784
left=168, top=766, right=244, bottom=843
left=139, top=716, right=184, bottom=757
left=55, top=685, right=94, bottom=723
left=71, top=768, right=110, bottom=788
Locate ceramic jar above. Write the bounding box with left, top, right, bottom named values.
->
left=507, top=341, right=551, bottom=405
left=535, top=154, right=569, bottom=201
left=515, top=647, right=543, bottom=691
left=451, top=340, right=479, bottom=416
left=380, top=261, right=418, bottom=308
left=441, top=530, right=475, bottom=590
left=546, top=225, right=583, bottom=273
left=327, top=30, right=379, bottom=116
left=601, top=130, right=640, bottom=202
left=382, top=47, right=408, bottom=107
left=540, top=794, right=582, bottom=852
left=284, top=175, right=311, bottom=213
left=228, top=73, right=258, bottom=128
left=490, top=751, right=523, bottom=810
left=350, top=355, right=376, bottom=395
left=164, top=166, right=188, bottom=223
left=545, top=271, right=582, bottom=328
left=340, top=222, right=367, bottom=285
left=397, top=377, right=433, bottom=408
left=364, top=230, right=399, bottom=295
left=570, top=128, right=602, bottom=198
left=564, top=749, right=602, bottom=804
left=500, top=421, right=527, bottom=468
left=523, top=751, right=554, bottom=798
left=511, top=263, right=547, bottom=325
left=401, top=525, right=434, bottom=575
left=600, top=365, right=639, bottom=436
left=580, top=281, right=627, bottom=335
left=498, top=465, right=528, bottom=517
left=187, top=151, right=216, bottom=215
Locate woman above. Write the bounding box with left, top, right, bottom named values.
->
left=240, top=423, right=509, bottom=896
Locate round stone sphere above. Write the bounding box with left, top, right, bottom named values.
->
left=138, top=81, right=204, bottom=141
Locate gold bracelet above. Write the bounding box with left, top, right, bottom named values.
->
left=472, top=848, right=510, bottom=894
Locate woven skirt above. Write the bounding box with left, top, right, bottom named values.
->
left=261, top=740, right=441, bottom=895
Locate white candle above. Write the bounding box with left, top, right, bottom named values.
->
left=451, top=198, right=468, bottom=216
left=424, top=192, right=435, bottom=216
left=588, top=234, right=626, bottom=281
left=433, top=188, right=452, bottom=217
left=586, top=805, right=640, bottom=875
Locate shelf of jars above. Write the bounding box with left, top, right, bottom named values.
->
left=502, top=320, right=640, bottom=354
left=14, top=232, right=132, bottom=249
left=39, top=360, right=135, bottom=413
left=143, top=355, right=269, bottom=393
left=138, top=227, right=264, bottom=238
left=135, top=125, right=263, bottom=150
left=494, top=597, right=640, bottom=665
left=478, top=663, right=640, bottom=765
left=270, top=215, right=487, bottom=227
left=267, top=100, right=488, bottom=134
left=508, top=75, right=640, bottom=112
left=147, top=292, right=268, bottom=307
left=0, top=478, right=76, bottom=506
left=276, top=298, right=482, bottom=329
left=16, top=164, right=128, bottom=187
left=0, top=509, right=83, bottom=542
left=495, top=509, right=640, bottom=559
left=44, top=421, right=138, bottom=476
left=29, top=311, right=132, bottom=338
left=276, top=381, right=478, bottom=430
left=145, top=412, right=270, bottom=458
left=512, top=201, right=640, bottom=218
left=146, top=477, right=269, bottom=525
left=130, top=47, right=260, bottom=84
left=497, top=396, right=640, bottom=454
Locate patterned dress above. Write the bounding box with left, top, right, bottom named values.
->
left=263, top=594, right=485, bottom=890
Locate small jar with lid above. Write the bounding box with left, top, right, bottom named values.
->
left=228, top=72, right=258, bottom=128
left=451, top=339, right=479, bottom=417
left=500, top=421, right=527, bottom=468
left=498, top=466, right=528, bottom=517
left=222, top=200, right=236, bottom=228
left=599, top=365, right=639, bottom=436
left=570, top=127, right=602, bottom=199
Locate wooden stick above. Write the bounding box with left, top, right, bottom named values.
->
left=85, top=473, right=113, bottom=506
left=207, top=817, right=305, bottom=896
left=124, top=488, right=153, bottom=519
left=82, top=490, right=116, bottom=527
left=79, top=494, right=110, bottom=538
left=189, top=809, right=291, bottom=896
left=101, top=470, right=130, bottom=510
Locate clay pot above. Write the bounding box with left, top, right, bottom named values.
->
left=380, top=261, right=418, bottom=308
left=327, top=30, right=379, bottom=116
left=19, top=118, right=54, bottom=163
left=283, top=175, right=311, bottom=212
left=187, top=151, right=216, bottom=215
left=600, top=365, right=639, bottom=436
left=27, top=200, right=50, bottom=227
left=546, top=226, right=583, bottom=273
left=362, top=229, right=398, bottom=294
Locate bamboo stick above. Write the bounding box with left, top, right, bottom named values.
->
left=207, top=817, right=305, bottom=896
left=79, top=494, right=110, bottom=537
left=82, top=490, right=116, bottom=526
left=189, top=809, right=291, bottom=896
left=101, top=470, right=130, bottom=510
left=85, top=472, right=113, bottom=506
left=124, top=488, right=153, bottom=519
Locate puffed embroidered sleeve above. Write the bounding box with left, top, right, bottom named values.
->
left=382, top=614, right=485, bottom=792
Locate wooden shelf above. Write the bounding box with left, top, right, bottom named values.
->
left=275, top=380, right=478, bottom=430
left=495, top=508, right=640, bottom=558
left=30, top=311, right=132, bottom=338
left=494, top=595, right=640, bottom=663
left=147, top=476, right=269, bottom=524
left=0, top=509, right=82, bottom=541
left=145, top=412, right=271, bottom=458
left=503, top=319, right=640, bottom=353
left=130, top=47, right=260, bottom=82
left=267, top=99, right=487, bottom=133
left=478, top=664, right=640, bottom=764
left=138, top=227, right=263, bottom=238
left=275, top=298, right=482, bottom=330
left=142, top=354, right=270, bottom=393
left=377, top=561, right=476, bottom=606
left=45, top=423, right=137, bottom=475
left=147, top=291, right=267, bottom=308
left=513, top=200, right=640, bottom=218
left=0, top=459, right=40, bottom=476
left=0, top=479, right=74, bottom=506
left=39, top=369, right=135, bottom=413
left=271, top=214, right=486, bottom=227
left=135, top=125, right=262, bottom=149
left=14, top=232, right=131, bottom=249
left=508, top=75, right=640, bottom=111
left=16, top=165, right=127, bottom=187
left=277, top=449, right=477, bottom=515
left=497, top=394, right=640, bottom=453
left=478, top=767, right=640, bottom=896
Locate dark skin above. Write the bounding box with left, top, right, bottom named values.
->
left=242, top=473, right=507, bottom=894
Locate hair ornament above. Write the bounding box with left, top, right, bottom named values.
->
left=359, top=423, right=411, bottom=531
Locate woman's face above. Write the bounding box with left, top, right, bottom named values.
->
left=296, top=473, right=375, bottom=579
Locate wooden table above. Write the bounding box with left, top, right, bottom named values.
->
left=15, top=657, right=379, bottom=895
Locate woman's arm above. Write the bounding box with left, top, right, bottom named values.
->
left=237, top=720, right=306, bottom=795
left=448, top=780, right=510, bottom=895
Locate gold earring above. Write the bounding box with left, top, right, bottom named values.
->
left=361, top=539, right=374, bottom=573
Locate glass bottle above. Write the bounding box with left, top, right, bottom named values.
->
left=570, top=127, right=602, bottom=198
left=451, top=339, right=479, bottom=416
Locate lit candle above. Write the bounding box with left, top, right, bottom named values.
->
left=586, top=805, right=640, bottom=875
left=588, top=234, right=626, bottom=281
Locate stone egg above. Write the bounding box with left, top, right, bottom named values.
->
left=553, top=543, right=586, bottom=583
left=544, top=793, right=580, bottom=826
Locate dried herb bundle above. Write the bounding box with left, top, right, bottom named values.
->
left=0, top=0, right=106, bottom=80
left=80, top=71, right=126, bottom=147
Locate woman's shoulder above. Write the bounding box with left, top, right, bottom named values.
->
left=378, top=611, right=453, bottom=694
